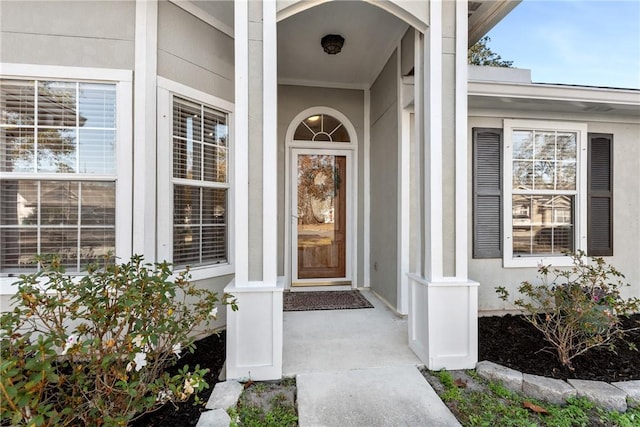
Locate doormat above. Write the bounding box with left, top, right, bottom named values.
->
left=283, top=290, right=374, bottom=311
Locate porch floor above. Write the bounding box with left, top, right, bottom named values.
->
left=282, top=289, right=421, bottom=376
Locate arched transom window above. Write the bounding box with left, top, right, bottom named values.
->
left=293, top=114, right=350, bottom=142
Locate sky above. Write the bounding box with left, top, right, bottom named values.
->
left=485, top=0, right=640, bottom=89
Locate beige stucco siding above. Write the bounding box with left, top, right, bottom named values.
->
left=157, top=0, right=234, bottom=102
left=277, top=85, right=365, bottom=284
left=468, top=113, right=640, bottom=313
left=0, top=0, right=135, bottom=69
left=369, top=50, right=399, bottom=307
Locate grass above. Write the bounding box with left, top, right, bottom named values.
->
left=430, top=370, right=640, bottom=427
left=228, top=378, right=298, bottom=427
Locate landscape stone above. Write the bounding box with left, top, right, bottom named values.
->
left=476, top=360, right=523, bottom=392
left=569, top=379, right=628, bottom=412
left=205, top=380, right=243, bottom=410
left=612, top=380, right=640, bottom=408
left=195, top=409, right=231, bottom=427
left=522, top=373, right=576, bottom=405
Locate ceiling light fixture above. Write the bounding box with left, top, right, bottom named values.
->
left=321, top=34, right=345, bottom=55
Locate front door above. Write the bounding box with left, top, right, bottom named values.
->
left=292, top=151, right=349, bottom=285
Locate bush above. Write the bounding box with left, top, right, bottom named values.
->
left=496, top=251, right=640, bottom=370
left=0, top=255, right=237, bottom=426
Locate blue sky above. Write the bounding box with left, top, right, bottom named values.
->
left=486, top=0, right=640, bottom=89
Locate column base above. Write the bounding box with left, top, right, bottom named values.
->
left=225, top=278, right=284, bottom=380
left=407, top=274, right=478, bottom=370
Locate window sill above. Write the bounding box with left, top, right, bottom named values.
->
left=503, top=254, right=576, bottom=269
left=176, top=263, right=234, bottom=282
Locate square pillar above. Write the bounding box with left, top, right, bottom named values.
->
left=408, top=0, right=478, bottom=370
left=226, top=0, right=282, bottom=380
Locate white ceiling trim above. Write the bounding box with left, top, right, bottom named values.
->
left=169, top=0, right=233, bottom=38
left=278, top=77, right=367, bottom=91
left=277, top=0, right=332, bottom=22
left=363, top=0, right=427, bottom=33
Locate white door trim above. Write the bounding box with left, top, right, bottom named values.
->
left=284, top=107, right=358, bottom=289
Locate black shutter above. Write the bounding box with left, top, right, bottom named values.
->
left=588, top=133, right=613, bottom=256
left=473, top=128, right=502, bottom=258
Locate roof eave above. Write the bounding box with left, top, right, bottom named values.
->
left=468, top=0, right=522, bottom=47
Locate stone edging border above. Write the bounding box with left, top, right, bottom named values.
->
left=476, top=360, right=640, bottom=412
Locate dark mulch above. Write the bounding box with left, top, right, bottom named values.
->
left=131, top=331, right=226, bottom=427
left=479, top=314, right=640, bottom=382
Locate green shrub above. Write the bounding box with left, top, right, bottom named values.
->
left=0, top=255, right=237, bottom=426
left=496, top=251, right=640, bottom=370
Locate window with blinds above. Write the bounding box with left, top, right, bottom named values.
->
left=171, top=97, right=228, bottom=267
left=0, top=79, right=117, bottom=272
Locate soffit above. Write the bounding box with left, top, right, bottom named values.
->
left=469, top=82, right=640, bottom=118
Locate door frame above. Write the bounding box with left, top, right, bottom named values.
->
left=284, top=107, right=358, bottom=290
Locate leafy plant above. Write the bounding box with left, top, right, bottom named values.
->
left=496, top=251, right=640, bottom=370
left=0, top=255, right=237, bottom=426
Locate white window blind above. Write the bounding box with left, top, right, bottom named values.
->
left=171, top=97, right=229, bottom=267
left=1, top=79, right=117, bottom=272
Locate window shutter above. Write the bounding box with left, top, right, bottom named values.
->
left=473, top=128, right=502, bottom=258
left=588, top=133, right=613, bottom=256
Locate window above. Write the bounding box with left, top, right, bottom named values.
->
left=509, top=127, right=579, bottom=258
left=293, top=114, right=350, bottom=142
left=172, top=97, right=228, bottom=267
left=157, top=78, right=233, bottom=276
left=1, top=78, right=120, bottom=273
left=473, top=121, right=612, bottom=267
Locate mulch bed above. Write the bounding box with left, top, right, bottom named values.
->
left=131, top=331, right=226, bottom=427
left=283, top=290, right=373, bottom=311
left=479, top=314, right=640, bottom=382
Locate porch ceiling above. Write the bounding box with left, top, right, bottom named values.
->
left=277, top=1, right=409, bottom=89
left=187, top=0, right=520, bottom=89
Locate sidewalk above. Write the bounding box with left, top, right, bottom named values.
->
left=296, top=365, right=461, bottom=426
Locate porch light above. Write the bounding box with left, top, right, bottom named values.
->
left=321, top=34, right=344, bottom=55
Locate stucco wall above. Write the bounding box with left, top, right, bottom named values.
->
left=369, top=50, right=399, bottom=308
left=468, top=113, right=640, bottom=313
left=277, top=85, right=365, bottom=285
left=0, top=0, right=135, bottom=69
left=157, top=0, right=234, bottom=102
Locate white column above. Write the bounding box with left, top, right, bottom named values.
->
left=263, top=0, right=278, bottom=287
left=225, top=0, right=283, bottom=381
left=407, top=0, right=478, bottom=371
left=132, top=0, right=158, bottom=257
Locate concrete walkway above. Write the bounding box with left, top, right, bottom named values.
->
left=285, top=289, right=461, bottom=427
left=297, top=365, right=461, bottom=426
